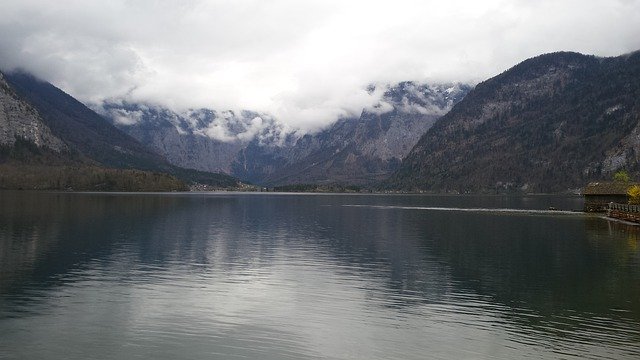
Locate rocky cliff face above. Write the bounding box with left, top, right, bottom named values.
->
left=5, top=72, right=172, bottom=171
left=105, top=82, right=470, bottom=185
left=390, top=51, right=640, bottom=193
left=233, top=83, right=470, bottom=185
left=98, top=105, right=257, bottom=174
left=0, top=72, right=65, bottom=151
left=2, top=71, right=240, bottom=188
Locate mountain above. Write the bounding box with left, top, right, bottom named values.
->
left=1, top=71, right=240, bottom=189
left=390, top=51, right=640, bottom=193
left=0, top=72, right=65, bottom=152
left=0, top=69, right=186, bottom=191
left=5, top=72, right=172, bottom=171
left=104, top=82, right=470, bottom=186
left=98, top=105, right=260, bottom=174
left=233, top=83, right=470, bottom=185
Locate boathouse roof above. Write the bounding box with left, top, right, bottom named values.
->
left=582, top=182, right=636, bottom=196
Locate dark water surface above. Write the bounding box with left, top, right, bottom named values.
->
left=0, top=192, right=639, bottom=359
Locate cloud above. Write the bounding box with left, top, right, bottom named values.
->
left=110, top=108, right=144, bottom=126
left=1, top=0, right=639, bottom=134
left=195, top=112, right=267, bottom=143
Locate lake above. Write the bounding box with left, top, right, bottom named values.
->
left=0, top=191, right=639, bottom=359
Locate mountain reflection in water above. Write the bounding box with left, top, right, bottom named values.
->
left=0, top=192, right=638, bottom=360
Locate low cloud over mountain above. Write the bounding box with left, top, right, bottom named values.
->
left=1, top=0, right=639, bottom=135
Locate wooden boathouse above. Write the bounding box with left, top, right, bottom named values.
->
left=582, top=181, right=640, bottom=224
left=582, top=182, right=635, bottom=212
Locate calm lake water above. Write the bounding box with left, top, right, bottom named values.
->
left=0, top=191, right=639, bottom=359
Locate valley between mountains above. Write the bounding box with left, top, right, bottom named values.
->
left=2, top=50, right=639, bottom=192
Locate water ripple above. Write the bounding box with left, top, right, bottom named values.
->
left=1, top=192, right=638, bottom=359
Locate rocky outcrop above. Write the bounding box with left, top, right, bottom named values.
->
left=2, top=71, right=240, bottom=188
left=105, top=82, right=471, bottom=185
left=98, top=105, right=249, bottom=174
left=233, top=83, right=470, bottom=185
left=0, top=72, right=65, bottom=151
left=4, top=71, right=171, bottom=171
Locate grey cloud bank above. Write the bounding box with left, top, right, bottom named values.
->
left=1, top=0, right=639, bottom=134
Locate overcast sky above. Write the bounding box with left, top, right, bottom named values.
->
left=1, top=0, right=639, bottom=132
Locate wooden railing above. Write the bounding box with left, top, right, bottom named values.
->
left=608, top=202, right=640, bottom=224
left=609, top=202, right=640, bottom=213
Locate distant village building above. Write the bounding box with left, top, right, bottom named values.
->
left=582, top=182, right=634, bottom=212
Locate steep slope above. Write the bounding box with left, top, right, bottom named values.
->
left=0, top=71, right=187, bottom=191
left=2, top=71, right=240, bottom=188
left=234, top=83, right=470, bottom=185
left=390, top=51, right=640, bottom=193
left=99, top=105, right=254, bottom=173
left=0, top=72, right=65, bottom=152
left=5, top=72, right=172, bottom=171
left=106, top=82, right=470, bottom=186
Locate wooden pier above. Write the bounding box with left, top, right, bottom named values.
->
left=607, top=202, right=640, bottom=224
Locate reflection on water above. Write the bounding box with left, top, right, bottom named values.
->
left=0, top=192, right=639, bottom=359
